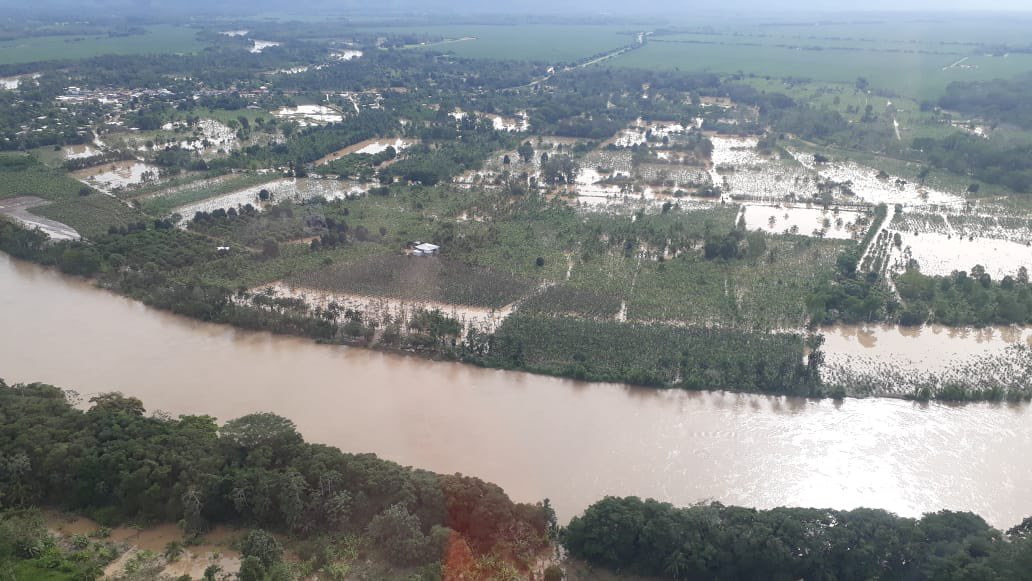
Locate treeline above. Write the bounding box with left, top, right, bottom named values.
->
left=939, top=75, right=1032, bottom=130
left=0, top=219, right=338, bottom=337
left=385, top=129, right=517, bottom=186
left=564, top=496, right=1032, bottom=580
left=0, top=381, right=553, bottom=574
left=212, top=109, right=398, bottom=170
left=471, top=314, right=825, bottom=396
left=911, top=134, right=1032, bottom=193
left=896, top=265, right=1032, bottom=326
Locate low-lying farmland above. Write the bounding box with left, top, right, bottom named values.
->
left=290, top=253, right=539, bottom=308
left=0, top=25, right=207, bottom=65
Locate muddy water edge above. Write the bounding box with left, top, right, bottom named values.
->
left=1, top=252, right=1031, bottom=528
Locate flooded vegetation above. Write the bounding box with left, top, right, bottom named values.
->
left=3, top=253, right=1032, bottom=531
left=72, top=160, right=163, bottom=193
left=7, top=6, right=1032, bottom=579
left=271, top=104, right=343, bottom=125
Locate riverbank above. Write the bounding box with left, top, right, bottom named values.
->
left=4, top=384, right=1032, bottom=581
left=3, top=250, right=1032, bottom=529
left=4, top=220, right=1030, bottom=404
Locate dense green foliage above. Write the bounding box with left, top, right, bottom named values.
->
left=896, top=265, right=1032, bottom=326
left=0, top=510, right=113, bottom=580
left=0, top=381, right=552, bottom=571
left=475, top=315, right=823, bottom=395
left=940, top=75, right=1032, bottom=130
left=564, top=496, right=1032, bottom=580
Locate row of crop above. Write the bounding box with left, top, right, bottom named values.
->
left=474, top=314, right=822, bottom=395
left=290, top=253, right=536, bottom=309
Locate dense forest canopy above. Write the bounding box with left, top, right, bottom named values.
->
left=564, top=496, right=1032, bottom=580
left=0, top=380, right=553, bottom=577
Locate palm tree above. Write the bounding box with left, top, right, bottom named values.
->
left=164, top=540, right=185, bottom=563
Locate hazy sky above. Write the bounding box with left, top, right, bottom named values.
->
left=16, top=0, right=1032, bottom=17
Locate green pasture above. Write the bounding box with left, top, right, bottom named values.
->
left=372, top=25, right=634, bottom=63
left=0, top=25, right=206, bottom=65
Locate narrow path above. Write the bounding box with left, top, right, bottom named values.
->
left=502, top=32, right=650, bottom=91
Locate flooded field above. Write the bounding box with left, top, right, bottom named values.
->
left=889, top=231, right=1032, bottom=279
left=144, top=118, right=240, bottom=155
left=61, top=143, right=101, bottom=160
left=257, top=281, right=517, bottom=334
left=738, top=203, right=864, bottom=240
left=272, top=104, right=343, bottom=126
left=0, top=72, right=40, bottom=90
left=315, top=138, right=415, bottom=166
left=332, top=49, right=363, bottom=61
left=73, top=160, right=162, bottom=193
left=173, top=177, right=368, bottom=218
left=3, top=253, right=1032, bottom=528
left=250, top=40, right=280, bottom=53
left=46, top=512, right=243, bottom=579
left=822, top=324, right=1032, bottom=395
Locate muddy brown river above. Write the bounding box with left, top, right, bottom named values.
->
left=2, top=252, right=1031, bottom=527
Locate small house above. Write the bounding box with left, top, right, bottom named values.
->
left=412, top=242, right=440, bottom=257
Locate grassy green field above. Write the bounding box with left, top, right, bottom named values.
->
left=138, top=173, right=275, bottom=216
left=0, top=154, right=84, bottom=200
left=0, top=153, right=145, bottom=238
left=369, top=25, right=635, bottom=63
left=34, top=195, right=145, bottom=238
left=0, top=25, right=206, bottom=65
left=609, top=40, right=1032, bottom=101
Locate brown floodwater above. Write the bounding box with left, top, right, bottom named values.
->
left=2, top=252, right=1031, bottom=528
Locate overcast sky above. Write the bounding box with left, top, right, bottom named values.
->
left=16, top=0, right=1032, bottom=18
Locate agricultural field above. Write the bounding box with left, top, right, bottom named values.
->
left=0, top=154, right=86, bottom=201
left=0, top=25, right=207, bottom=65
left=625, top=236, right=850, bottom=328
left=137, top=172, right=278, bottom=216
left=290, top=253, right=539, bottom=309
left=821, top=325, right=1032, bottom=397
left=4, top=10, right=1032, bottom=401
left=885, top=209, right=1032, bottom=279
left=33, top=194, right=145, bottom=239
left=371, top=24, right=636, bottom=63
left=610, top=41, right=1032, bottom=101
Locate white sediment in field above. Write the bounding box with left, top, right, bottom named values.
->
left=821, top=323, right=1032, bottom=395
left=249, top=40, right=281, bottom=53
left=61, top=144, right=101, bottom=160
left=355, top=138, right=411, bottom=155
left=788, top=149, right=965, bottom=209
left=710, top=136, right=767, bottom=168
left=272, top=105, right=343, bottom=126
left=887, top=230, right=1032, bottom=280
left=0, top=73, right=40, bottom=90
left=74, top=160, right=162, bottom=192
left=572, top=167, right=627, bottom=205
left=314, top=138, right=415, bottom=166
left=489, top=112, right=530, bottom=132
left=738, top=203, right=864, bottom=240
left=151, top=119, right=239, bottom=155
left=252, top=282, right=517, bottom=334
left=174, top=178, right=368, bottom=219
left=332, top=49, right=363, bottom=61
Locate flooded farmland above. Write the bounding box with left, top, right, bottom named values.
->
left=73, top=159, right=163, bottom=193
left=3, top=252, right=1032, bottom=529
left=171, top=177, right=369, bottom=218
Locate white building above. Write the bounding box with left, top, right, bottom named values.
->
left=413, top=242, right=440, bottom=257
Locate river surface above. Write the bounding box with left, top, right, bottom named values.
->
left=2, top=253, right=1031, bottom=528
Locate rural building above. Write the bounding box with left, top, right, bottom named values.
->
left=412, top=242, right=440, bottom=256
